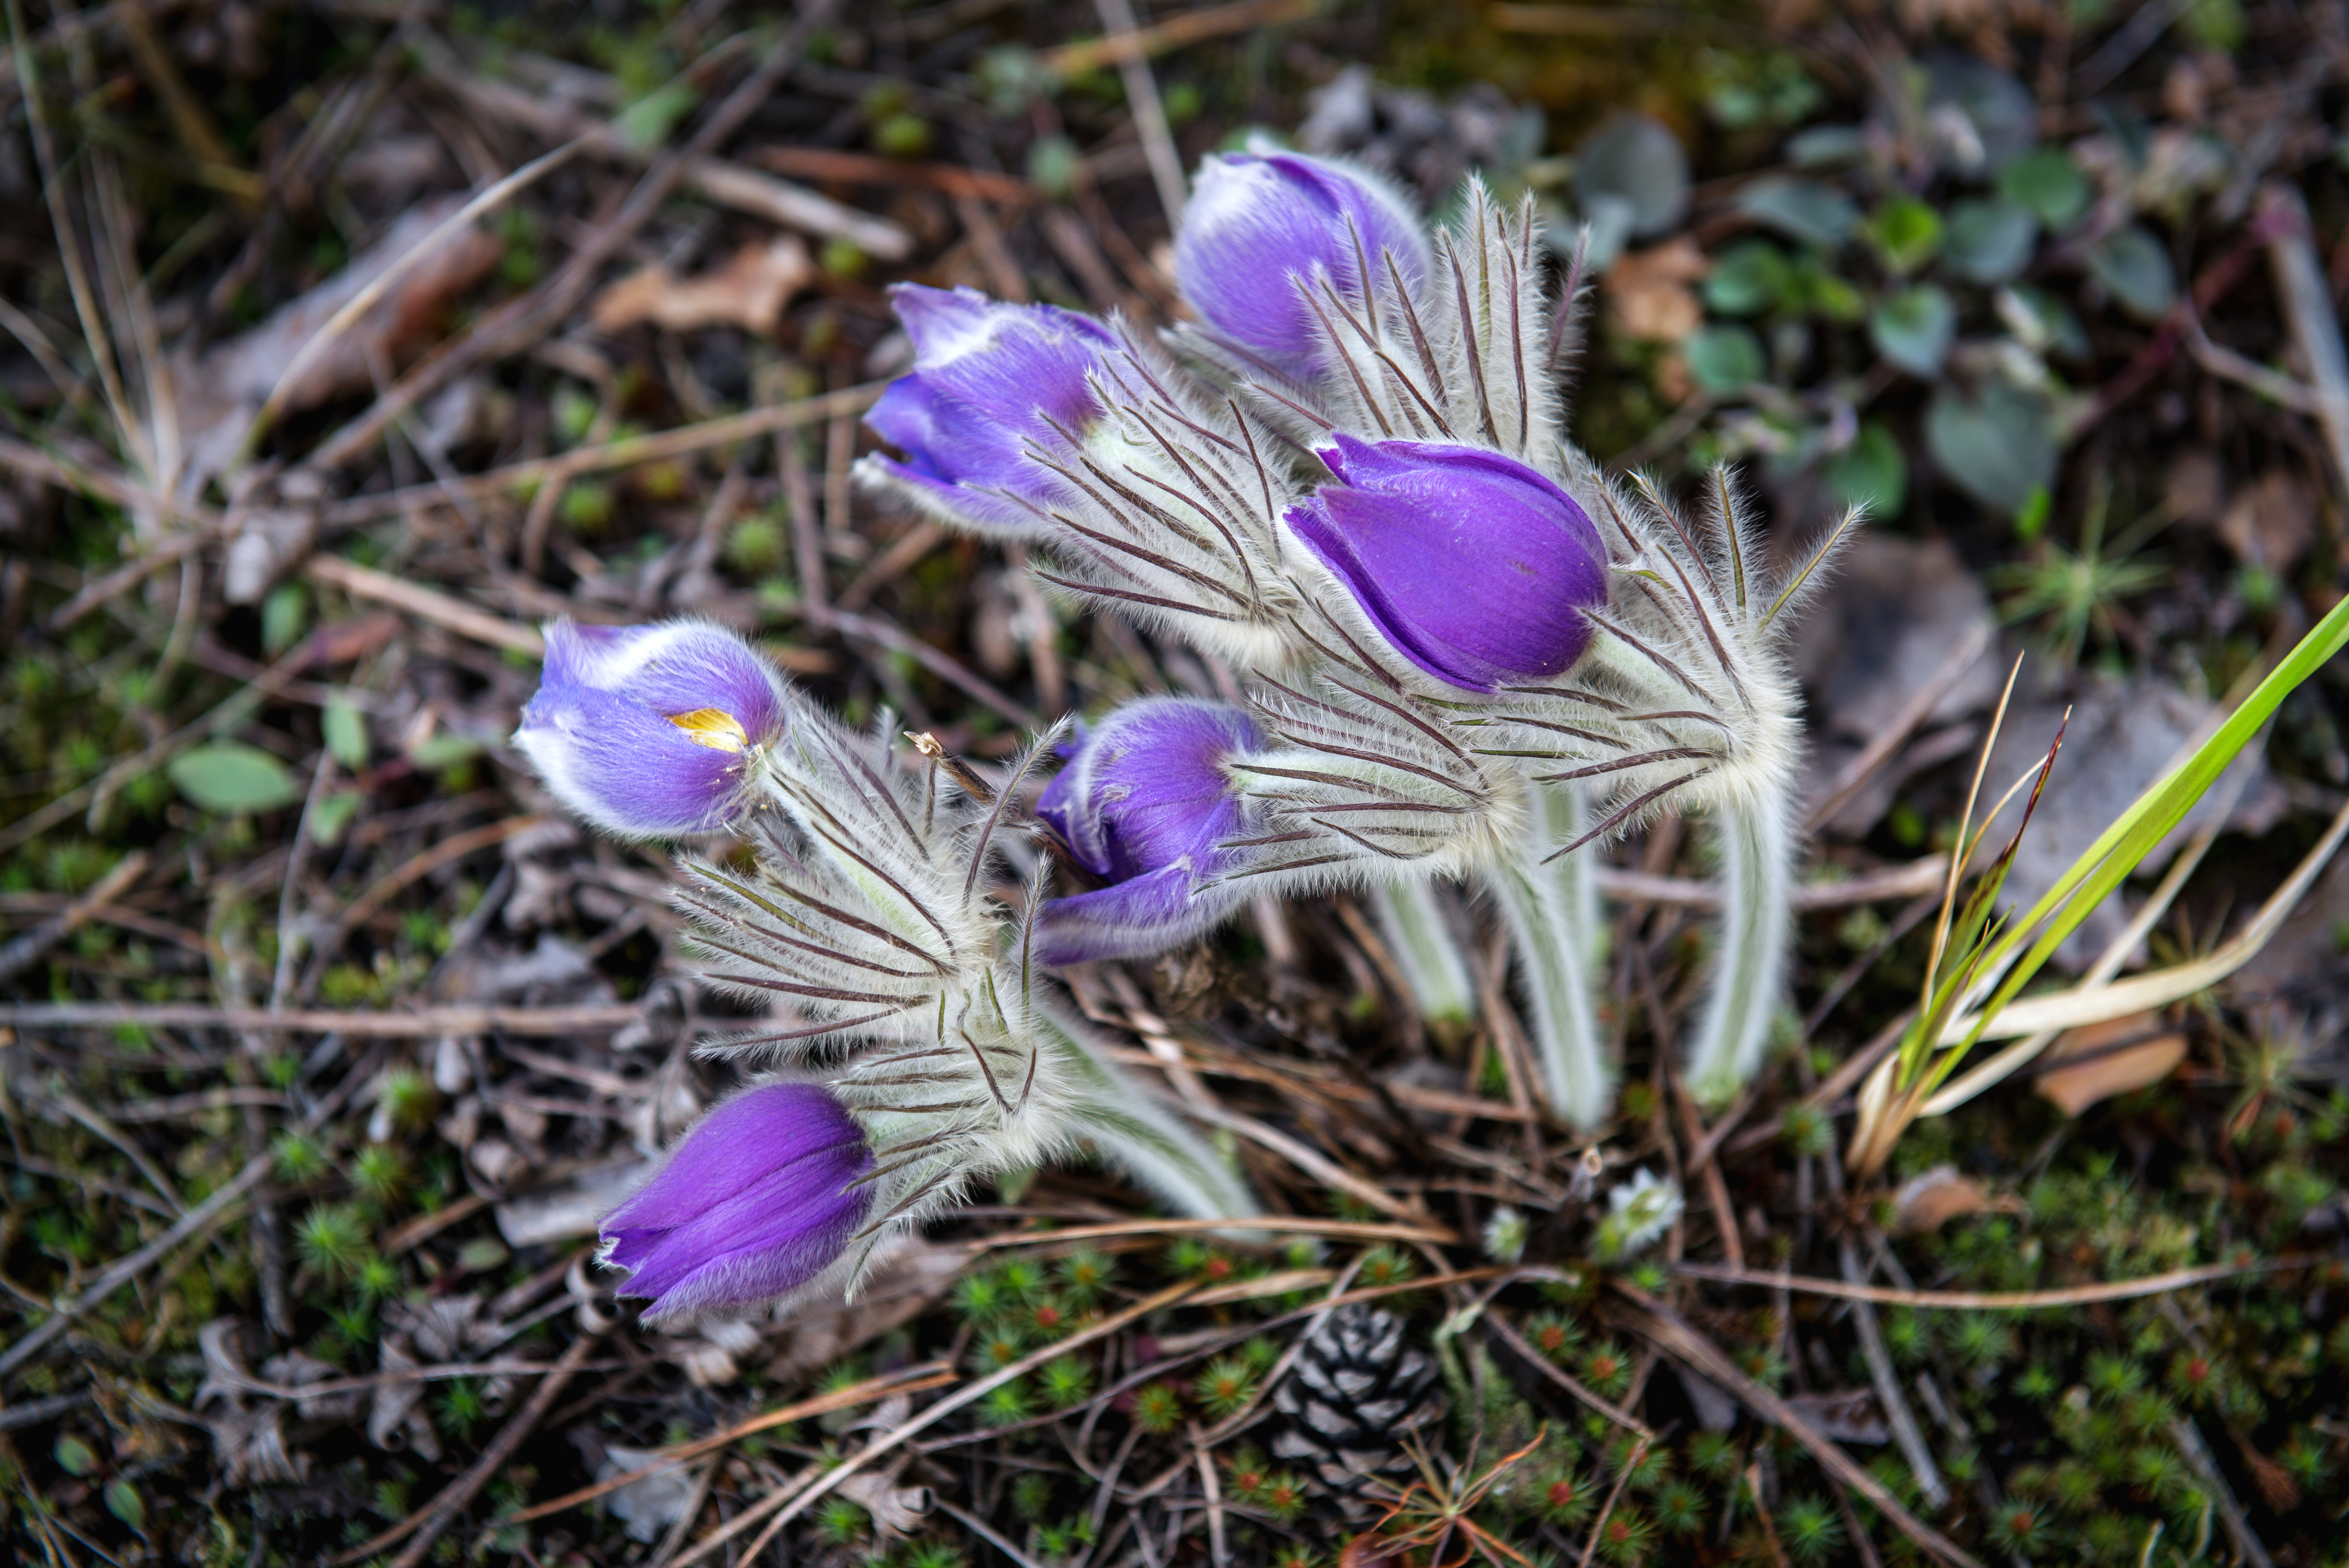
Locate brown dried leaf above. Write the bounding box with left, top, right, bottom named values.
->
left=260, top=1349, right=364, bottom=1424
left=765, top=1239, right=965, bottom=1380
left=838, top=1461, right=934, bottom=1536
left=594, top=1443, right=701, bottom=1542
left=367, top=1333, right=440, bottom=1459
left=1891, top=1164, right=2003, bottom=1235
left=1606, top=237, right=1707, bottom=343
left=2241, top=1440, right=2301, bottom=1511
left=2218, top=470, right=2317, bottom=572
left=177, top=196, right=504, bottom=488
left=2168, top=450, right=2226, bottom=528
left=591, top=237, right=814, bottom=335
left=193, top=1320, right=311, bottom=1484
left=2036, top=1012, right=2188, bottom=1117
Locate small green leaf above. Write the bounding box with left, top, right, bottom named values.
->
left=821, top=238, right=869, bottom=278
left=1684, top=324, right=1766, bottom=393
left=407, top=732, right=483, bottom=771
left=323, top=693, right=370, bottom=768
left=1026, top=134, right=1080, bottom=200
left=104, top=1480, right=144, bottom=1532
left=312, top=791, right=362, bottom=846
left=1702, top=240, right=1791, bottom=316
left=1870, top=283, right=1957, bottom=378
left=261, top=583, right=310, bottom=659
left=1736, top=176, right=1857, bottom=248
left=551, top=385, right=597, bottom=446
left=1996, top=284, right=2092, bottom=361
left=1925, top=57, right=2038, bottom=171
left=2014, top=486, right=2051, bottom=540
left=1866, top=196, right=1944, bottom=275
left=2182, top=0, right=2245, bottom=50
left=2087, top=225, right=2177, bottom=321
left=1575, top=113, right=1690, bottom=239
left=168, top=743, right=302, bottom=814
left=1786, top=124, right=1866, bottom=167
left=1944, top=198, right=2038, bottom=285
left=1925, top=381, right=2059, bottom=516
left=54, top=1434, right=96, bottom=1476
left=1790, top=262, right=1866, bottom=323
left=558, top=481, right=614, bottom=532
left=872, top=113, right=932, bottom=159
left=1820, top=421, right=1908, bottom=520
left=1996, top=148, right=2091, bottom=231
left=614, top=83, right=699, bottom=154
left=457, top=1237, right=510, bottom=1272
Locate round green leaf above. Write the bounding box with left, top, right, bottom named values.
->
left=615, top=83, right=700, bottom=154
left=1944, top=198, right=2038, bottom=285
left=1866, top=196, right=1944, bottom=276
left=1786, top=124, right=1866, bottom=168
left=1925, top=57, right=2037, bottom=171
left=312, top=791, right=362, bottom=846
left=1996, top=148, right=2091, bottom=231
left=1925, top=381, right=2059, bottom=517
left=1575, top=114, right=1690, bottom=239
left=323, top=693, right=370, bottom=769
left=408, top=732, right=484, bottom=772
left=1026, top=135, right=1080, bottom=200
left=1736, top=176, right=1857, bottom=248
left=1791, top=262, right=1867, bottom=324
left=105, top=1480, right=145, bottom=1532
left=1702, top=240, right=1791, bottom=316
left=54, top=1434, right=96, bottom=1477
left=1684, top=324, right=1766, bottom=394
left=1870, top=283, right=1957, bottom=379
left=1998, top=283, right=2092, bottom=362
left=1820, top=421, right=1909, bottom=519
left=261, top=583, right=310, bottom=659
left=2087, top=225, right=2177, bottom=322
left=168, top=743, right=302, bottom=814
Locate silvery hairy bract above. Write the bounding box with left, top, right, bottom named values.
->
left=860, top=157, right=1850, bottom=1125
left=516, top=619, right=1256, bottom=1318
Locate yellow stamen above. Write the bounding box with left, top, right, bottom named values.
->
left=667, top=708, right=750, bottom=753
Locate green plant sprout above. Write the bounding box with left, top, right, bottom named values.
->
left=1849, top=591, right=2349, bottom=1179
left=1992, top=477, right=2169, bottom=668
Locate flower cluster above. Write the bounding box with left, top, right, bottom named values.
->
left=517, top=619, right=1253, bottom=1320
left=860, top=147, right=1837, bottom=1123
left=513, top=144, right=1839, bottom=1322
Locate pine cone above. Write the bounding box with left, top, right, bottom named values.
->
left=1272, top=1303, right=1443, bottom=1491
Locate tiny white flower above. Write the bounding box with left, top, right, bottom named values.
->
left=1482, top=1205, right=1529, bottom=1264
left=1595, top=1169, right=1684, bottom=1262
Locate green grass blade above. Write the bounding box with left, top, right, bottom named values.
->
left=1920, top=593, right=2349, bottom=1094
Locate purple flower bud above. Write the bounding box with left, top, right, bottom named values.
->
left=1034, top=698, right=1263, bottom=964
left=1285, top=434, right=1610, bottom=693
left=515, top=619, right=789, bottom=837
left=862, top=284, right=1119, bottom=533
left=1174, top=150, right=1431, bottom=379
left=600, top=1082, right=873, bottom=1319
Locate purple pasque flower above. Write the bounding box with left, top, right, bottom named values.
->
left=1174, top=149, right=1430, bottom=380
left=600, top=1082, right=873, bottom=1320
left=1285, top=434, right=1609, bottom=693
left=515, top=618, right=789, bottom=838
left=1034, top=698, right=1263, bottom=964
left=861, top=283, right=1119, bottom=534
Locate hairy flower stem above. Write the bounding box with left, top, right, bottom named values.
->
left=1365, top=879, right=1477, bottom=1027
left=1685, top=786, right=1796, bottom=1105
left=1486, top=784, right=1611, bottom=1129
left=1036, top=1004, right=1261, bottom=1222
